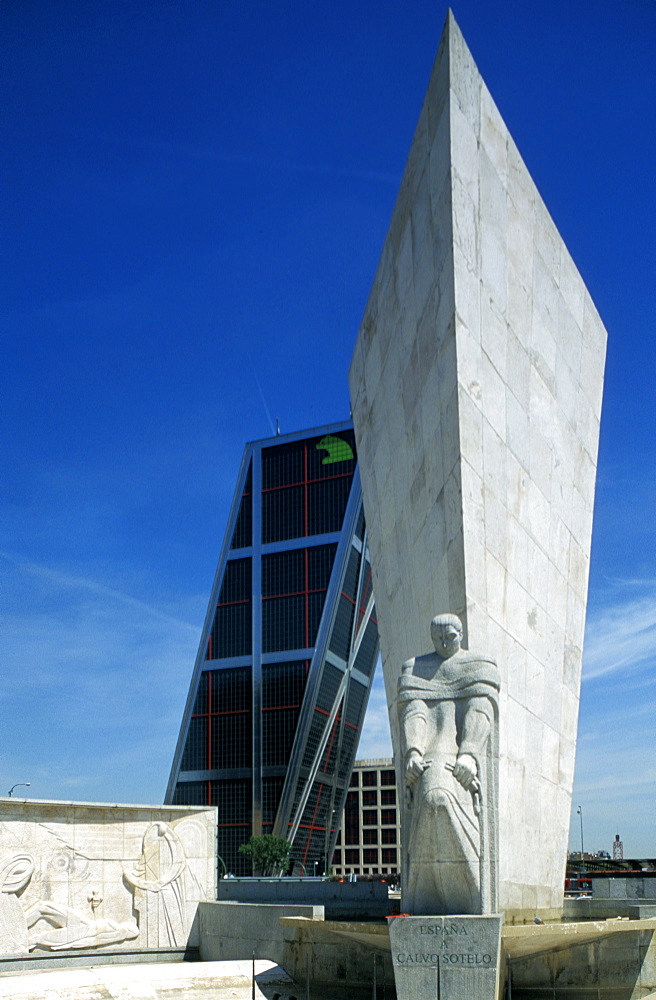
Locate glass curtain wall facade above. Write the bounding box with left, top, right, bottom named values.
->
left=165, top=422, right=379, bottom=876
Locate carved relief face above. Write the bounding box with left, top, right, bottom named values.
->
left=430, top=620, right=462, bottom=658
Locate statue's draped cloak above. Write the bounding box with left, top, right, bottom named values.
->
left=398, top=654, right=500, bottom=913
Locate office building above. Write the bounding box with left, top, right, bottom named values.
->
left=166, top=423, right=379, bottom=876
left=332, top=759, right=401, bottom=881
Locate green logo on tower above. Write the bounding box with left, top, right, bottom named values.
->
left=316, top=435, right=354, bottom=464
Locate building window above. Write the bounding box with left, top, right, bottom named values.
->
left=207, top=558, right=252, bottom=659
left=262, top=661, right=307, bottom=766
left=381, top=809, right=397, bottom=826
left=363, top=849, right=377, bottom=865
left=345, top=849, right=359, bottom=865
left=261, top=432, right=356, bottom=544
left=230, top=462, right=252, bottom=550
left=262, top=545, right=336, bottom=652
left=349, top=771, right=359, bottom=787
left=381, top=788, right=396, bottom=805
left=362, top=771, right=376, bottom=786
left=362, top=790, right=377, bottom=807
left=344, top=792, right=360, bottom=845
left=363, top=828, right=378, bottom=845
left=382, top=848, right=397, bottom=865
left=362, top=810, right=377, bottom=826
left=381, top=828, right=397, bottom=844
left=332, top=850, right=342, bottom=865
left=381, top=769, right=395, bottom=785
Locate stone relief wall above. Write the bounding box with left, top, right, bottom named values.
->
left=0, top=800, right=216, bottom=957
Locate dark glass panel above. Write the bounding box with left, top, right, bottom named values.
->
left=358, top=557, right=374, bottom=611
left=180, top=716, right=207, bottom=771
left=307, top=544, right=337, bottom=590
left=316, top=663, right=343, bottom=713
left=211, top=712, right=251, bottom=769
left=263, top=707, right=301, bottom=766
left=355, top=503, right=365, bottom=542
left=319, top=716, right=339, bottom=776
left=230, top=482, right=252, bottom=550
left=262, top=594, right=304, bottom=652
left=381, top=809, right=397, bottom=826
left=362, top=790, right=377, bottom=806
left=172, top=781, right=207, bottom=805
left=193, top=671, right=209, bottom=715
left=337, top=724, right=358, bottom=781
left=262, top=661, right=306, bottom=709
left=212, top=666, right=251, bottom=714
left=353, top=618, right=378, bottom=677
left=381, top=769, right=396, bottom=786
left=363, top=810, right=377, bottom=826
left=302, top=711, right=328, bottom=769
left=345, top=678, right=366, bottom=727
left=342, top=547, right=361, bottom=602
left=218, top=558, right=252, bottom=603
left=212, top=778, right=252, bottom=875
left=210, top=602, right=251, bottom=658
left=329, top=593, right=356, bottom=662
left=262, top=485, right=304, bottom=543
left=307, top=590, right=328, bottom=647
left=262, top=549, right=304, bottom=598
left=263, top=777, right=285, bottom=825
left=307, top=477, right=352, bottom=536
left=262, top=440, right=304, bottom=490
left=381, top=788, right=396, bottom=805
left=362, top=771, right=376, bottom=787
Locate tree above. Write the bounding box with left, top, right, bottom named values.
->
left=238, top=834, right=292, bottom=876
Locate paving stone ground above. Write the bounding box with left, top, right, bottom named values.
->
left=0, top=960, right=295, bottom=1000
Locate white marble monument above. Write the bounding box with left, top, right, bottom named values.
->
left=0, top=799, right=216, bottom=957
left=349, top=13, right=607, bottom=921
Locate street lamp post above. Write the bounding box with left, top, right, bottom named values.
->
left=8, top=783, right=30, bottom=797
left=577, top=805, right=584, bottom=859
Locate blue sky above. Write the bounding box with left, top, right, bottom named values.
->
left=2, top=1, right=655, bottom=857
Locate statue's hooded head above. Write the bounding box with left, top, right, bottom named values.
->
left=430, top=613, right=463, bottom=658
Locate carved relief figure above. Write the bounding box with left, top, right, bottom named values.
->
left=124, top=822, right=187, bottom=946
left=0, top=854, right=34, bottom=954
left=398, top=614, right=500, bottom=915
left=26, top=901, right=139, bottom=951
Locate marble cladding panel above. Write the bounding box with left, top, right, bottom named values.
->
left=0, top=800, right=216, bottom=958
left=452, top=6, right=605, bottom=915
left=349, top=12, right=606, bottom=919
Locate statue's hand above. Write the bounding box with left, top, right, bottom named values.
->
left=406, top=750, right=429, bottom=786
left=452, top=753, right=478, bottom=790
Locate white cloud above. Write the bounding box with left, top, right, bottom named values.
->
left=0, top=552, right=203, bottom=803
left=582, top=583, right=656, bottom=681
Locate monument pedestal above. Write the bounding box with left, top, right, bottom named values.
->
left=387, top=914, right=502, bottom=1000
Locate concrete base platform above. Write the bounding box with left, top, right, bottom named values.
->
left=277, top=915, right=656, bottom=999
left=0, top=960, right=293, bottom=1000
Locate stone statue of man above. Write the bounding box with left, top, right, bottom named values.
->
left=398, top=613, right=500, bottom=915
